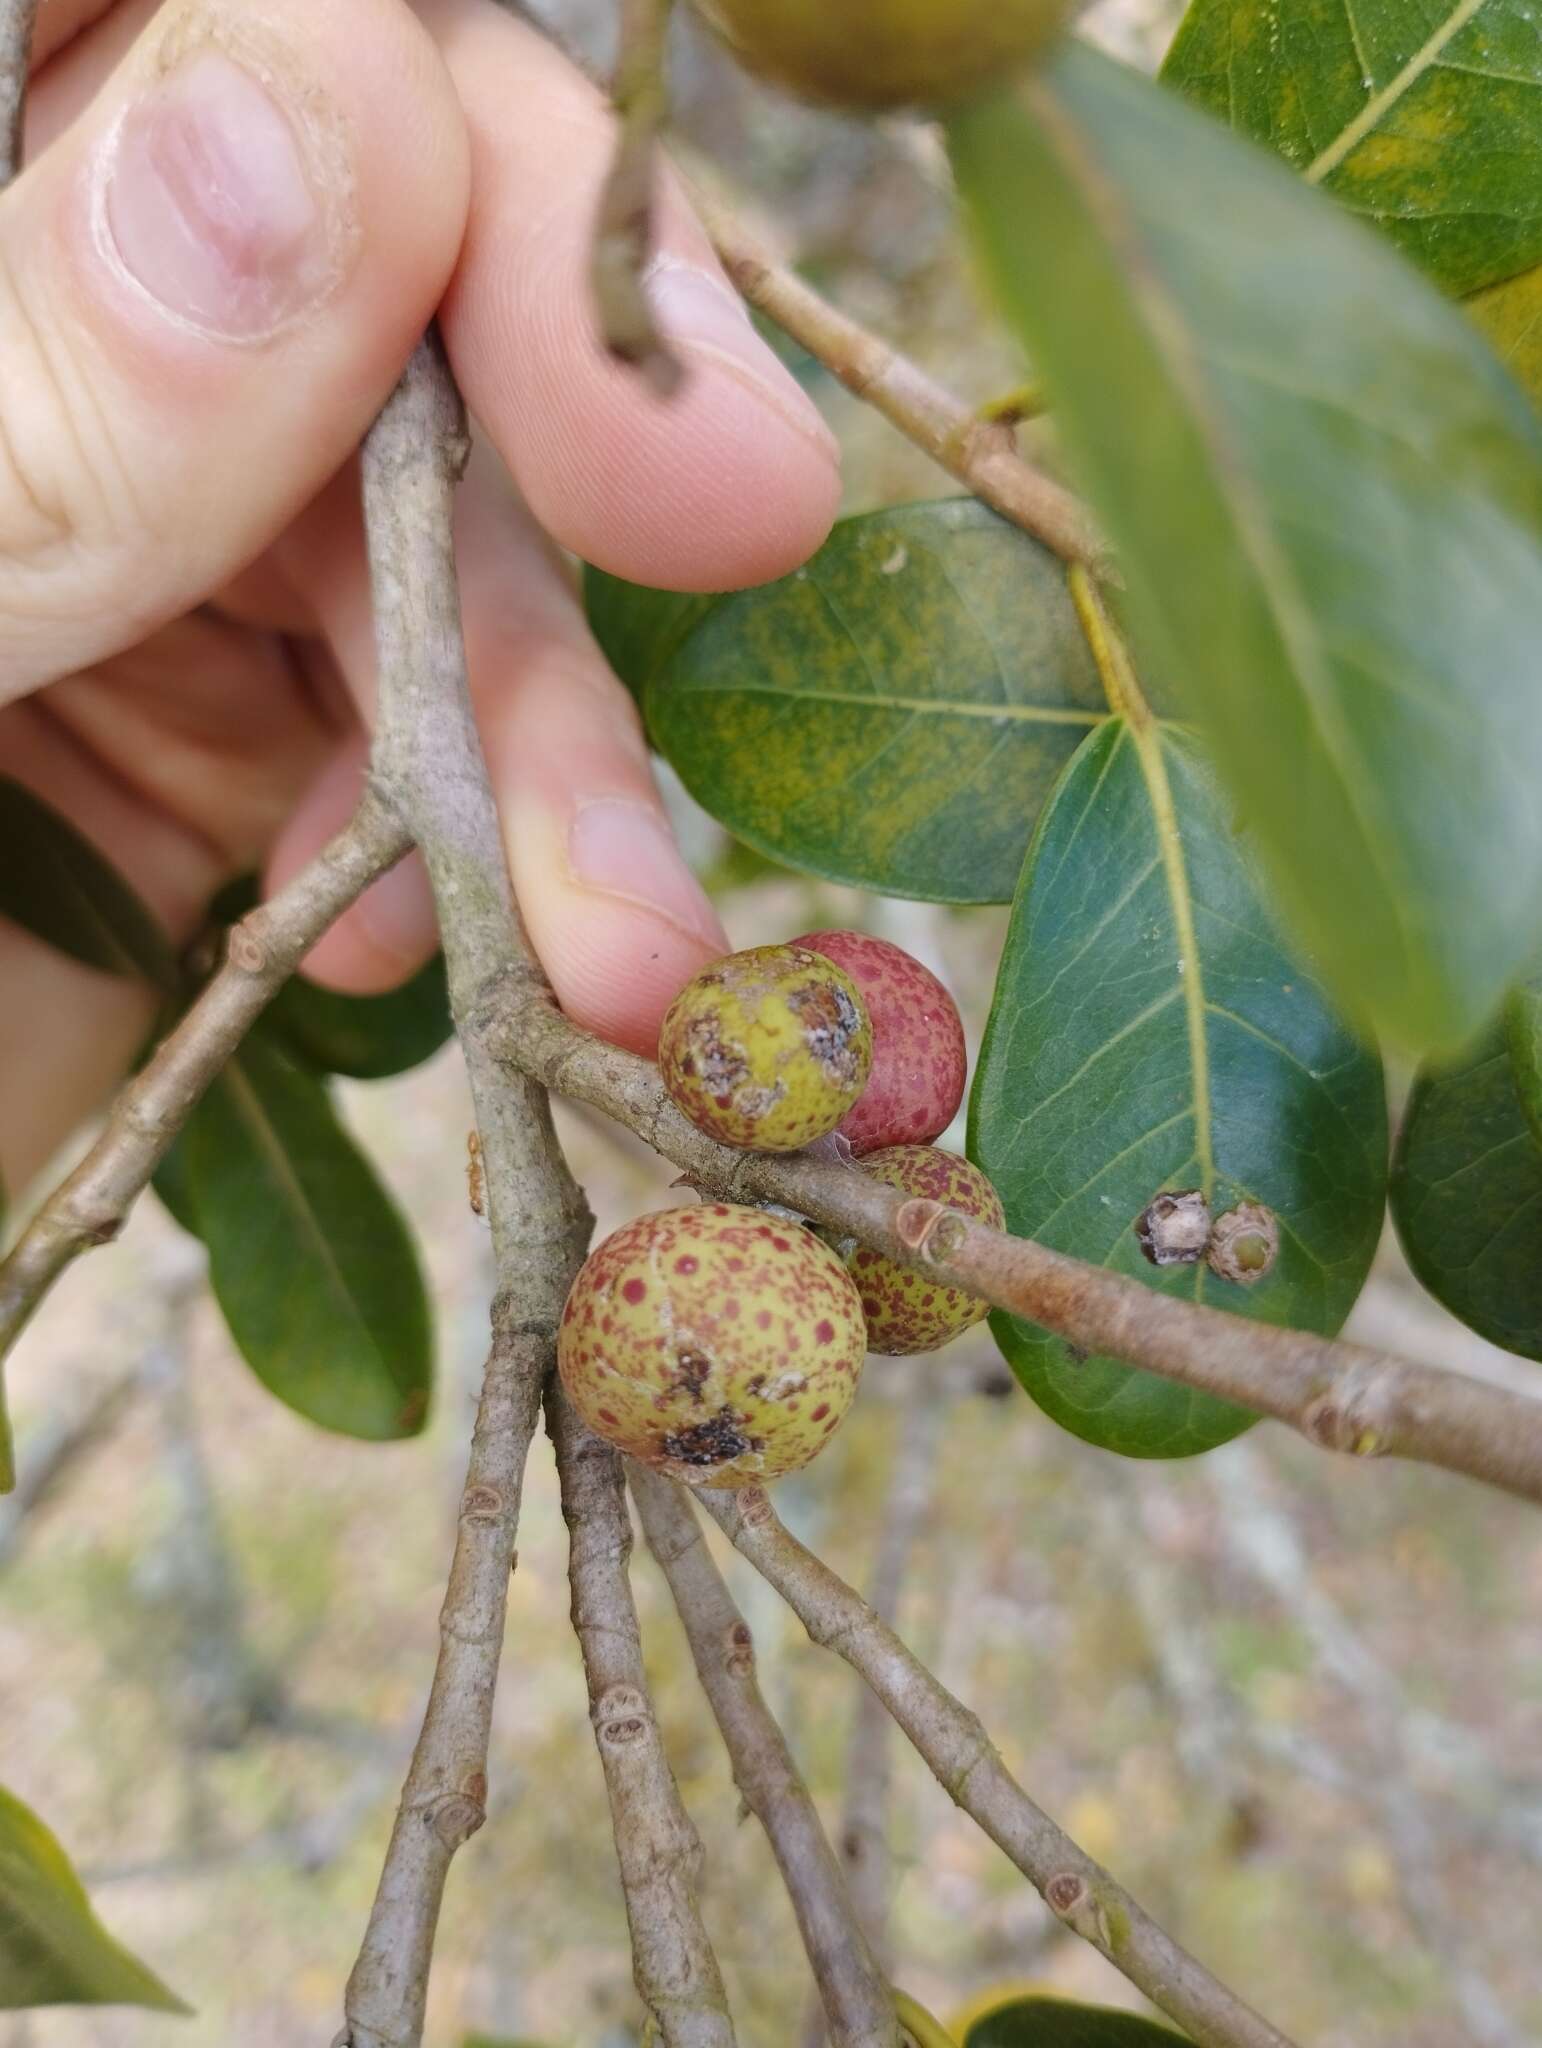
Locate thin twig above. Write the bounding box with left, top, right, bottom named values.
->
left=699, top=1484, right=1297, bottom=2048
left=0, top=0, right=37, bottom=184
left=829, top=1369, right=943, bottom=1974
left=0, top=795, right=411, bottom=1384
left=339, top=333, right=591, bottom=2048
left=548, top=1392, right=738, bottom=2047
left=696, top=195, right=1107, bottom=571
left=489, top=988, right=1542, bottom=1508
left=631, top=1464, right=899, bottom=2048
left=594, top=0, right=682, bottom=392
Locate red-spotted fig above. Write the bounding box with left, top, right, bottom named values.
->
left=659, top=944, right=872, bottom=1151
left=557, top=1203, right=868, bottom=1487
left=836, top=1145, right=1005, bottom=1355
left=793, top=929, right=967, bottom=1155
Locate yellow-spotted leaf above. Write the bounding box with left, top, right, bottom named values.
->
left=1163, top=0, right=1542, bottom=298
left=0, top=1783, right=187, bottom=2011
left=586, top=499, right=1112, bottom=903
left=950, top=45, right=1542, bottom=1053
left=970, top=719, right=1387, bottom=1459
left=1471, top=262, right=1542, bottom=407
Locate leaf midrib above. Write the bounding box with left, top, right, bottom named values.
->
left=221, top=1058, right=380, bottom=1360
left=1028, top=65, right=1426, bottom=992
left=668, top=677, right=1104, bottom=725
left=1306, top=0, right=1496, bottom=186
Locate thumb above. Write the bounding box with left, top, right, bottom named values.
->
left=0, top=0, right=469, bottom=698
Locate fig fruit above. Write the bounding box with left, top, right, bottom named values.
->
left=690, top=0, right=1070, bottom=110
left=793, top=929, right=967, bottom=1155
left=837, top=1145, right=1004, bottom=1354
left=659, top=944, right=872, bottom=1151
left=557, top=1203, right=868, bottom=1486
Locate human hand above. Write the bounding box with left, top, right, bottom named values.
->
left=0, top=0, right=839, bottom=1189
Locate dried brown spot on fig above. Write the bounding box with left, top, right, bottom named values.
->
left=662, top=1414, right=756, bottom=1468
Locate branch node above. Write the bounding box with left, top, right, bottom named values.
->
left=460, top=1484, right=504, bottom=1524
left=595, top=1682, right=655, bottom=1749
left=723, top=1620, right=755, bottom=1677
left=1301, top=1391, right=1386, bottom=1459
left=428, top=1790, right=486, bottom=1850
left=1044, top=1871, right=1110, bottom=1946
left=735, top=1485, right=775, bottom=1529
left=893, top=1199, right=967, bottom=1263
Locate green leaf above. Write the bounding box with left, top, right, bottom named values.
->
left=1471, top=261, right=1542, bottom=408
left=1391, top=1020, right=1542, bottom=1361
left=969, top=719, right=1387, bottom=1459
left=584, top=569, right=717, bottom=713
left=0, top=1782, right=187, bottom=2011
left=1505, top=969, right=1542, bottom=1146
left=586, top=499, right=1116, bottom=904
left=0, top=778, right=179, bottom=992
left=963, top=1993, right=1188, bottom=2046
left=1162, top=0, right=1542, bottom=298
left=266, top=953, right=453, bottom=1080
left=949, top=46, right=1542, bottom=1054
left=178, top=1037, right=432, bottom=1439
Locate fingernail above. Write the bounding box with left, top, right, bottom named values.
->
left=358, top=855, right=438, bottom=968
left=569, top=799, right=725, bottom=948
left=647, top=258, right=839, bottom=464
left=100, top=50, right=345, bottom=341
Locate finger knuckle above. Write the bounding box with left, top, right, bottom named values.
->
left=0, top=244, right=154, bottom=580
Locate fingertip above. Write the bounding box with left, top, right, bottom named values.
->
left=531, top=894, right=725, bottom=1057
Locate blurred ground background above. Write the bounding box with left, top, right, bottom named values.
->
left=5, top=3, right=1542, bottom=2045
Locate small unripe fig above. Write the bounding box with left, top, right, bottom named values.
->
left=659, top=944, right=872, bottom=1151
left=691, top=0, right=1070, bottom=110
left=792, top=930, right=967, bottom=1156
left=558, top=1203, right=867, bottom=1486
left=836, top=1146, right=1005, bottom=1355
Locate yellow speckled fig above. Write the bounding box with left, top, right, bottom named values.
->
left=837, top=1145, right=1004, bottom=1355
left=690, top=0, right=1071, bottom=110
left=659, top=944, right=872, bottom=1151
left=557, top=1204, right=868, bottom=1487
